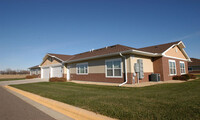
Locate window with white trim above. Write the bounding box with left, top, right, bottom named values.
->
left=76, top=63, right=88, bottom=74
left=106, top=59, right=122, bottom=77
left=169, top=60, right=176, bottom=75
left=180, top=61, right=186, bottom=74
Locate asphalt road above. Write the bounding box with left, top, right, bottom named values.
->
left=0, top=79, right=73, bottom=120
left=0, top=86, right=56, bottom=120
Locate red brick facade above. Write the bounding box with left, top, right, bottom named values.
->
left=68, top=72, right=153, bottom=84
left=153, top=57, right=188, bottom=81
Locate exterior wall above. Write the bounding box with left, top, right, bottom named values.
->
left=30, top=68, right=41, bottom=75
left=66, top=54, right=154, bottom=84
left=152, top=57, right=164, bottom=81
left=165, top=46, right=187, bottom=59
left=67, top=55, right=135, bottom=83
left=131, top=55, right=154, bottom=73
left=188, top=66, right=200, bottom=73
left=131, top=55, right=154, bottom=83
left=69, top=56, right=125, bottom=74
left=41, top=57, right=61, bottom=66
left=153, top=57, right=188, bottom=81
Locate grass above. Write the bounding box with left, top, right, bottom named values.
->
left=195, top=74, right=200, bottom=78
left=0, top=78, right=25, bottom=81
left=11, top=79, right=200, bottom=120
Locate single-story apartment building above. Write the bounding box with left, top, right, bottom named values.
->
left=38, top=41, right=190, bottom=84
left=28, top=65, right=41, bottom=77
left=188, top=58, right=200, bottom=73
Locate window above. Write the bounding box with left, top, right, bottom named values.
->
left=106, top=59, right=122, bottom=77
left=169, top=60, right=176, bottom=75
left=76, top=63, right=88, bottom=74
left=188, top=67, right=193, bottom=71
left=180, top=61, right=186, bottom=74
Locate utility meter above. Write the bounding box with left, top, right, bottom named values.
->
left=134, top=63, right=139, bottom=73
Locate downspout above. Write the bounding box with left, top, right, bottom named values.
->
left=119, top=53, right=128, bottom=86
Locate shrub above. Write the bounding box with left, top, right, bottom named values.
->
left=49, top=77, right=66, bottom=82
left=26, top=75, right=39, bottom=79
left=173, top=75, right=188, bottom=81
left=173, top=74, right=196, bottom=81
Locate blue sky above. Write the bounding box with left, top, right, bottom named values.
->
left=0, top=0, right=200, bottom=70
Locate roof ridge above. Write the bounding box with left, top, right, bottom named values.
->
left=48, top=53, right=73, bottom=56
left=139, top=41, right=181, bottom=49
left=73, top=44, right=135, bottom=56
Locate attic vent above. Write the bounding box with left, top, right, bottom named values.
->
left=110, top=45, right=116, bottom=48
left=90, top=49, right=94, bottom=52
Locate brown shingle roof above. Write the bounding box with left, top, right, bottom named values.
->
left=46, top=41, right=184, bottom=62
left=188, top=58, right=200, bottom=66
left=29, top=65, right=40, bottom=69
left=48, top=53, right=74, bottom=61
left=138, top=41, right=180, bottom=53
left=69, top=44, right=137, bottom=61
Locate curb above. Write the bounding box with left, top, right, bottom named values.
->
left=4, top=86, right=116, bottom=120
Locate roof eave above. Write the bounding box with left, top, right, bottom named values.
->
left=63, top=49, right=161, bottom=64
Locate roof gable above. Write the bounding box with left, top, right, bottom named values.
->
left=48, top=53, right=74, bottom=61
left=165, top=46, right=187, bottom=59
left=138, top=41, right=180, bottom=53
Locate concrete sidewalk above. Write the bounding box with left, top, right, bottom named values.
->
left=70, top=79, right=187, bottom=87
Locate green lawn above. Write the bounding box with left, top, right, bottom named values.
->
left=11, top=79, right=200, bottom=120
left=0, top=78, right=25, bottom=81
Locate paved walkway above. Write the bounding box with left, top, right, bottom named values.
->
left=0, top=79, right=73, bottom=120
left=71, top=79, right=187, bottom=87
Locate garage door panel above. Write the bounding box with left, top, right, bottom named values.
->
left=42, top=68, right=50, bottom=79
left=51, top=66, right=63, bottom=78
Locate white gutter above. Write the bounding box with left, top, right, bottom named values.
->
left=119, top=53, right=128, bottom=86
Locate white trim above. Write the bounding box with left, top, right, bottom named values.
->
left=76, top=62, right=88, bottom=75
left=177, top=41, right=186, bottom=48
left=162, top=41, right=190, bottom=61
left=180, top=61, right=186, bottom=75
left=40, top=54, right=63, bottom=66
left=105, top=58, right=123, bottom=78
left=162, top=44, right=176, bottom=55
left=168, top=60, right=177, bottom=76
left=67, top=65, right=70, bottom=81
left=50, top=67, right=53, bottom=78
left=40, top=63, right=63, bottom=68
left=163, top=55, right=189, bottom=61
left=181, top=49, right=191, bottom=61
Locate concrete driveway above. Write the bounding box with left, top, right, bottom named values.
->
left=0, top=78, right=48, bottom=86
left=0, top=78, right=73, bottom=120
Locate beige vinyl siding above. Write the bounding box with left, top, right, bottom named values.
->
left=69, top=56, right=126, bottom=74
left=41, top=57, right=61, bottom=66
left=131, top=55, right=154, bottom=73
left=63, top=65, right=67, bottom=74
left=165, top=46, right=187, bottom=59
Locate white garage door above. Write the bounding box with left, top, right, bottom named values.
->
left=51, top=66, right=63, bottom=78
left=42, top=67, right=50, bottom=79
